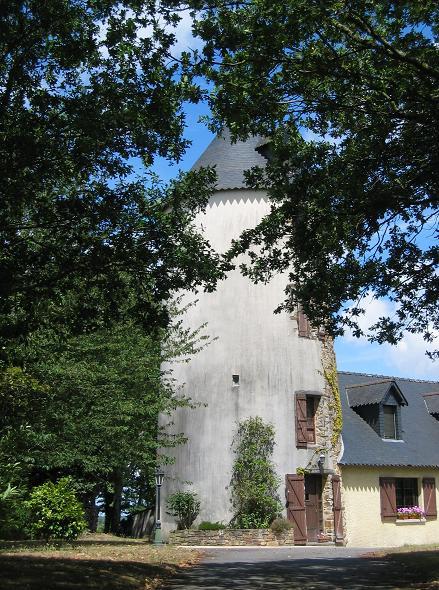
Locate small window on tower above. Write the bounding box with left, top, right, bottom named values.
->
left=232, top=374, right=240, bottom=386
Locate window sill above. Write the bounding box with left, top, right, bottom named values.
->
left=395, top=518, right=426, bottom=525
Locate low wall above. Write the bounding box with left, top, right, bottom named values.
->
left=168, top=528, right=295, bottom=546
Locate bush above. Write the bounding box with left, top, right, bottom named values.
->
left=230, top=417, right=282, bottom=529
left=270, top=517, right=293, bottom=535
left=26, top=477, right=87, bottom=541
left=166, top=491, right=200, bottom=530
left=198, top=521, right=226, bottom=531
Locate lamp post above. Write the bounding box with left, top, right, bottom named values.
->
left=154, top=466, right=164, bottom=545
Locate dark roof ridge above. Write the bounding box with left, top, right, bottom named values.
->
left=338, top=370, right=439, bottom=385
left=346, top=379, right=395, bottom=389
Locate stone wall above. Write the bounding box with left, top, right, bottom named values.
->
left=320, top=336, right=344, bottom=543
left=168, top=528, right=295, bottom=546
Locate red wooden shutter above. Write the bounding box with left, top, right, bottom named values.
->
left=297, top=307, right=311, bottom=338
left=286, top=474, right=307, bottom=545
left=379, top=478, right=397, bottom=517
left=332, top=475, right=344, bottom=542
left=295, top=393, right=308, bottom=448
left=423, top=478, right=437, bottom=517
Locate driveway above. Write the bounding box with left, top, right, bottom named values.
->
left=164, top=546, right=418, bottom=589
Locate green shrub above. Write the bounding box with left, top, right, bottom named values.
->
left=166, top=491, right=200, bottom=530
left=26, top=477, right=86, bottom=541
left=230, top=417, right=282, bottom=529
left=270, top=517, right=293, bottom=535
left=198, top=521, right=226, bottom=531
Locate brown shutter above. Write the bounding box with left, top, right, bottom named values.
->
left=286, top=474, right=307, bottom=544
left=379, top=477, right=397, bottom=517
left=423, top=478, right=437, bottom=517
left=297, top=307, right=311, bottom=338
left=332, top=475, right=344, bottom=543
left=295, top=393, right=308, bottom=448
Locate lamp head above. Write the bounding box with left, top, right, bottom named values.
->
left=155, top=466, right=164, bottom=487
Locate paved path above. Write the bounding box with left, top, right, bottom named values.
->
left=164, top=546, right=418, bottom=589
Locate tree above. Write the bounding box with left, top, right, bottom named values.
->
left=191, top=0, right=439, bottom=354
left=0, top=311, right=210, bottom=533
left=0, top=1, right=224, bottom=343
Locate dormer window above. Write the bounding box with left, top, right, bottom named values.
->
left=423, top=392, right=439, bottom=422
left=383, top=405, right=397, bottom=439
left=347, top=380, right=408, bottom=441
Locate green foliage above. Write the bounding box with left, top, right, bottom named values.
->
left=166, top=491, right=201, bottom=530
left=270, top=517, right=293, bottom=536
left=0, top=308, right=211, bottom=533
left=230, top=417, right=281, bottom=529
left=198, top=521, right=226, bottom=530
left=0, top=1, right=223, bottom=345
left=192, top=0, right=439, bottom=354
left=25, top=477, right=86, bottom=541
left=324, top=364, right=343, bottom=447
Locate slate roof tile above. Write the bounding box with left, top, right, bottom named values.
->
left=347, top=380, right=407, bottom=407
left=338, top=371, right=439, bottom=468
left=191, top=128, right=268, bottom=190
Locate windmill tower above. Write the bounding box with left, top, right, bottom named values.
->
left=160, top=130, right=339, bottom=544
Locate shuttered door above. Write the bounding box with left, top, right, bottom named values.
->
left=423, top=478, right=437, bottom=517
left=379, top=477, right=397, bottom=517
left=332, top=475, right=344, bottom=543
left=295, top=394, right=308, bottom=448
left=286, top=474, right=307, bottom=544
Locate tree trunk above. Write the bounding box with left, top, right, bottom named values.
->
left=83, top=492, right=99, bottom=532
left=104, top=470, right=123, bottom=534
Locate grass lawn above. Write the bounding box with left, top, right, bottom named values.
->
left=0, top=533, right=201, bottom=590
left=369, top=544, right=439, bottom=589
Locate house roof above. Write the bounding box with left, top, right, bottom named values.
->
left=347, top=379, right=407, bottom=408
left=191, top=128, right=268, bottom=190
left=338, top=371, right=439, bottom=468
left=423, top=393, right=439, bottom=415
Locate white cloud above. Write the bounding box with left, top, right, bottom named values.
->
left=96, top=9, right=201, bottom=60
left=339, top=294, right=439, bottom=380
left=168, top=11, right=202, bottom=57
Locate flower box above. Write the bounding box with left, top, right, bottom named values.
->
left=396, top=506, right=425, bottom=520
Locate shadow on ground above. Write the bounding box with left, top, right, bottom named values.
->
left=0, top=539, right=146, bottom=550
left=164, top=556, right=420, bottom=590
left=0, top=554, right=172, bottom=590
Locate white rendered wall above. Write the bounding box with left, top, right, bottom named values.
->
left=160, top=189, right=325, bottom=535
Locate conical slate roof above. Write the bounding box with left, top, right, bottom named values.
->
left=191, top=128, right=268, bottom=190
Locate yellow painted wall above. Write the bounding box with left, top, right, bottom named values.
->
left=341, top=466, right=439, bottom=547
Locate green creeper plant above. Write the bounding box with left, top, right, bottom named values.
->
left=230, top=417, right=282, bottom=529
left=25, top=477, right=86, bottom=541
left=324, top=364, right=343, bottom=447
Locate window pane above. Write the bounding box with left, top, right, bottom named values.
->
left=306, top=397, right=316, bottom=443
left=383, top=405, right=396, bottom=439
left=395, top=478, right=418, bottom=508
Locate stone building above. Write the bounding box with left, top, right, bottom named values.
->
left=159, top=130, right=342, bottom=544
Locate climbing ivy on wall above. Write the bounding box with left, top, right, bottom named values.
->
left=230, top=416, right=282, bottom=529
left=324, top=364, right=343, bottom=447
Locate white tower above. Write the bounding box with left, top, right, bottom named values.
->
left=160, top=131, right=335, bottom=542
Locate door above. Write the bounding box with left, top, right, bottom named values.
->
left=304, top=474, right=322, bottom=542
left=285, top=474, right=307, bottom=544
